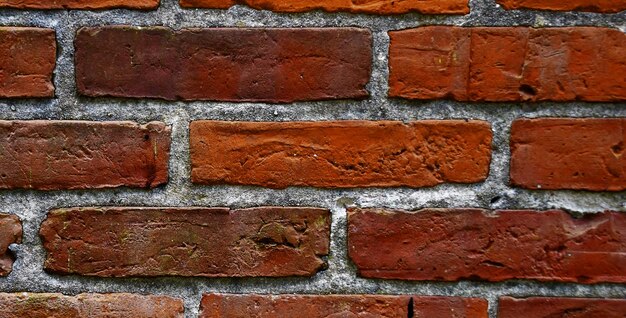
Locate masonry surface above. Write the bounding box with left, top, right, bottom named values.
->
left=0, top=0, right=625, bottom=317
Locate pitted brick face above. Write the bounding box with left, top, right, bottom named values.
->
left=75, top=26, right=372, bottom=103
left=497, top=0, right=626, bottom=13
left=0, top=214, right=21, bottom=276
left=499, top=297, right=626, bottom=318
left=179, top=0, right=470, bottom=14
left=40, top=207, right=330, bottom=277
left=0, top=27, right=55, bottom=98
left=348, top=208, right=626, bottom=283
left=190, top=120, right=492, bottom=189
left=0, top=293, right=184, bottom=318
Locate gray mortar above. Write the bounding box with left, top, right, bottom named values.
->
left=0, top=0, right=625, bottom=317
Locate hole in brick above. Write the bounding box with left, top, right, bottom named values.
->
left=143, top=134, right=150, bottom=141
left=611, top=141, right=624, bottom=155
left=519, top=84, right=537, bottom=96
left=407, top=297, right=414, bottom=318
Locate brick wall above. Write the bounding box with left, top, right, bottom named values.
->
left=0, top=0, right=624, bottom=317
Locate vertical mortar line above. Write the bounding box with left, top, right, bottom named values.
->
left=162, top=104, right=193, bottom=206
left=488, top=294, right=499, bottom=318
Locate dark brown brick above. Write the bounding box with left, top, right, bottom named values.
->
left=75, top=26, right=371, bottom=103
left=348, top=208, right=626, bottom=283
left=0, top=27, right=55, bottom=98
left=499, top=297, right=626, bottom=318
left=40, top=207, right=330, bottom=277
left=0, top=214, right=21, bottom=276
left=200, top=294, right=487, bottom=318
left=511, top=118, right=626, bottom=191
left=0, top=293, right=183, bottom=318
left=389, top=27, right=626, bottom=102
left=190, top=120, right=492, bottom=189
left=0, top=121, right=170, bottom=190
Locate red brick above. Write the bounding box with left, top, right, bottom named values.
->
left=389, top=26, right=626, bottom=102
left=200, top=294, right=487, bottom=318
left=0, top=27, right=55, bottom=98
left=179, top=0, right=469, bottom=15
left=510, top=118, right=626, bottom=191
left=348, top=208, right=626, bottom=283
left=499, top=297, right=626, bottom=318
left=497, top=0, right=626, bottom=13
left=0, top=293, right=183, bottom=318
left=75, top=26, right=371, bottom=103
left=190, top=120, right=492, bottom=189
left=40, top=207, right=330, bottom=277
left=0, top=214, right=21, bottom=276
left=0, top=121, right=170, bottom=190
left=0, top=0, right=157, bottom=9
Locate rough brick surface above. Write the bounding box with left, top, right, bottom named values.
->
left=497, top=0, right=626, bottom=13
left=0, top=27, right=55, bottom=98
left=0, top=121, right=170, bottom=190
left=0, top=0, right=158, bottom=9
left=179, top=0, right=469, bottom=15
left=200, top=294, right=487, bottom=318
left=0, top=214, right=21, bottom=276
left=348, top=208, right=626, bottom=283
left=75, top=26, right=371, bottom=103
left=190, top=120, right=492, bottom=189
left=40, top=207, right=330, bottom=277
left=389, top=26, right=626, bottom=102
left=0, top=293, right=183, bottom=318
left=499, top=297, right=626, bottom=318
left=510, top=118, right=626, bottom=191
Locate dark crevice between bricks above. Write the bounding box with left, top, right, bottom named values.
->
left=407, top=297, right=414, bottom=318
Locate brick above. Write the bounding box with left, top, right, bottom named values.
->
left=40, top=207, right=330, bottom=277
left=179, top=0, right=469, bottom=15
left=0, top=27, right=55, bottom=98
left=200, top=294, right=487, bottom=318
left=499, top=297, right=626, bottom=318
left=389, top=26, right=626, bottom=102
left=497, top=0, right=626, bottom=13
left=75, top=26, right=371, bottom=103
left=0, top=0, right=157, bottom=9
left=510, top=118, right=626, bottom=191
left=0, top=293, right=183, bottom=318
left=0, top=214, right=21, bottom=276
left=190, top=120, right=492, bottom=189
left=0, top=121, right=170, bottom=190
left=348, top=208, right=626, bottom=283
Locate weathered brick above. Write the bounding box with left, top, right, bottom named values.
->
left=497, top=0, right=626, bottom=13
left=0, top=214, right=21, bottom=276
left=0, top=293, right=183, bottom=318
left=40, top=207, right=330, bottom=277
left=389, top=26, right=626, bottom=102
left=75, top=26, right=371, bottom=103
left=0, top=0, right=157, bottom=9
left=499, top=297, right=626, bottom=318
left=200, top=294, right=487, bottom=318
left=348, top=208, right=626, bottom=283
left=0, top=121, right=170, bottom=190
left=511, top=118, right=626, bottom=191
left=0, top=27, right=55, bottom=98
left=190, top=120, right=492, bottom=189
left=179, top=0, right=469, bottom=15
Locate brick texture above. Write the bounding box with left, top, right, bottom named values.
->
left=40, top=207, right=330, bottom=277
left=179, top=0, right=470, bottom=15
left=75, top=26, right=371, bottom=103
left=0, top=293, right=183, bottom=318
left=348, top=208, right=626, bottom=283
left=389, top=26, right=626, bottom=102
left=190, top=120, right=492, bottom=189
left=510, top=118, right=626, bottom=191
left=0, top=0, right=158, bottom=10
left=200, top=294, right=487, bottom=318
left=499, top=297, right=626, bottom=318
left=0, top=214, right=21, bottom=276
left=0, top=27, right=55, bottom=98
left=497, top=0, right=626, bottom=13
left=0, top=121, right=170, bottom=190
